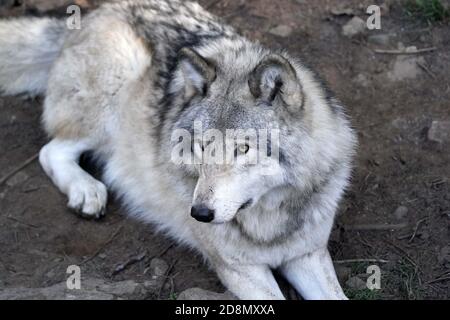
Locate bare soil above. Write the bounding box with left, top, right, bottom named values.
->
left=0, top=0, right=449, bottom=299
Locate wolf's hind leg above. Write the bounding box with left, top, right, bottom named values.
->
left=39, top=139, right=107, bottom=219
left=215, top=263, right=285, bottom=300
left=280, top=248, right=348, bottom=300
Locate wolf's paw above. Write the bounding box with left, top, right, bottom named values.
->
left=67, top=178, right=107, bottom=219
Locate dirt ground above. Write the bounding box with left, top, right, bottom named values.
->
left=0, top=0, right=449, bottom=300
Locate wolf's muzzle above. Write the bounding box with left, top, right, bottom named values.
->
left=190, top=205, right=215, bottom=223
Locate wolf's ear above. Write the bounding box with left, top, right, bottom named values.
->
left=249, top=54, right=303, bottom=111
left=175, top=47, right=216, bottom=99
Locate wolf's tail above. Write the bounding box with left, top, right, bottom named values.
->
left=0, top=17, right=66, bottom=96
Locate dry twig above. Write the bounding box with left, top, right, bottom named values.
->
left=345, top=223, right=408, bottom=231
left=81, top=226, right=123, bottom=265
left=157, top=259, right=178, bottom=299
left=111, top=251, right=147, bottom=276
left=334, top=258, right=389, bottom=264
left=7, top=215, right=39, bottom=229
left=408, top=218, right=428, bottom=243
left=374, top=47, right=436, bottom=54
left=417, top=61, right=437, bottom=79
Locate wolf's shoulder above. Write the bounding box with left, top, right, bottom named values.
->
left=103, top=0, right=235, bottom=42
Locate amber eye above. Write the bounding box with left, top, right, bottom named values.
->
left=236, top=144, right=249, bottom=155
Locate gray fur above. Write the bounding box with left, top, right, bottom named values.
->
left=0, top=17, right=66, bottom=96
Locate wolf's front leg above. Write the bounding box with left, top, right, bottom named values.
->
left=39, top=138, right=107, bottom=219
left=280, top=247, right=348, bottom=300
left=214, top=263, right=285, bottom=300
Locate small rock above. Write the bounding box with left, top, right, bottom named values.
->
left=143, top=279, right=160, bottom=291
left=92, top=279, right=140, bottom=296
left=269, top=25, right=293, bottom=38
left=6, top=171, right=29, bottom=187
left=345, top=276, right=366, bottom=290
left=391, top=118, right=409, bottom=130
left=405, top=46, right=419, bottom=53
left=342, top=17, right=366, bottom=38
left=387, top=55, right=424, bottom=81
left=330, top=6, right=354, bottom=16
left=393, top=206, right=408, bottom=220
left=22, top=183, right=41, bottom=193
left=367, top=33, right=393, bottom=46
left=427, top=120, right=450, bottom=143
left=0, top=278, right=147, bottom=300
left=148, top=258, right=169, bottom=278
left=177, top=288, right=235, bottom=300
left=335, top=265, right=351, bottom=283
left=438, top=246, right=449, bottom=264
left=355, top=73, right=370, bottom=87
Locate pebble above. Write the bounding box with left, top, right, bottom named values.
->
left=393, top=206, right=408, bottom=220
left=148, top=258, right=169, bottom=278
left=335, top=265, right=352, bottom=282
left=367, top=33, right=394, bottom=46
left=342, top=17, right=366, bottom=37
left=330, top=6, right=354, bottom=16
left=269, top=24, right=293, bottom=38
left=0, top=278, right=145, bottom=300
left=355, top=73, right=370, bottom=87
left=177, top=287, right=235, bottom=300
left=345, top=276, right=367, bottom=290
left=438, top=246, right=449, bottom=264
left=427, top=120, right=450, bottom=143
left=387, top=54, right=424, bottom=81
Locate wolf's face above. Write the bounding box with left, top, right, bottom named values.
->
left=170, top=45, right=305, bottom=223
left=189, top=129, right=286, bottom=223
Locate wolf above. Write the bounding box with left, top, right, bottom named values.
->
left=0, top=0, right=357, bottom=299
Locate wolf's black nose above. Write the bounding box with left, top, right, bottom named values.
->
left=191, top=205, right=215, bottom=223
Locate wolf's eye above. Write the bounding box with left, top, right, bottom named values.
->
left=236, top=144, right=249, bottom=155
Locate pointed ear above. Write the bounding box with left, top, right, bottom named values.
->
left=176, top=47, right=216, bottom=99
left=249, top=54, right=303, bottom=111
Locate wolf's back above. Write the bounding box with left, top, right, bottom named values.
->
left=0, top=17, right=66, bottom=96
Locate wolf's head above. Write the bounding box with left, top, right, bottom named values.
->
left=167, top=39, right=351, bottom=224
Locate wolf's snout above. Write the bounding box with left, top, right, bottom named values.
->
left=190, top=204, right=215, bottom=223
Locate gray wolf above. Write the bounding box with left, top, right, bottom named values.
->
left=0, top=0, right=357, bottom=299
